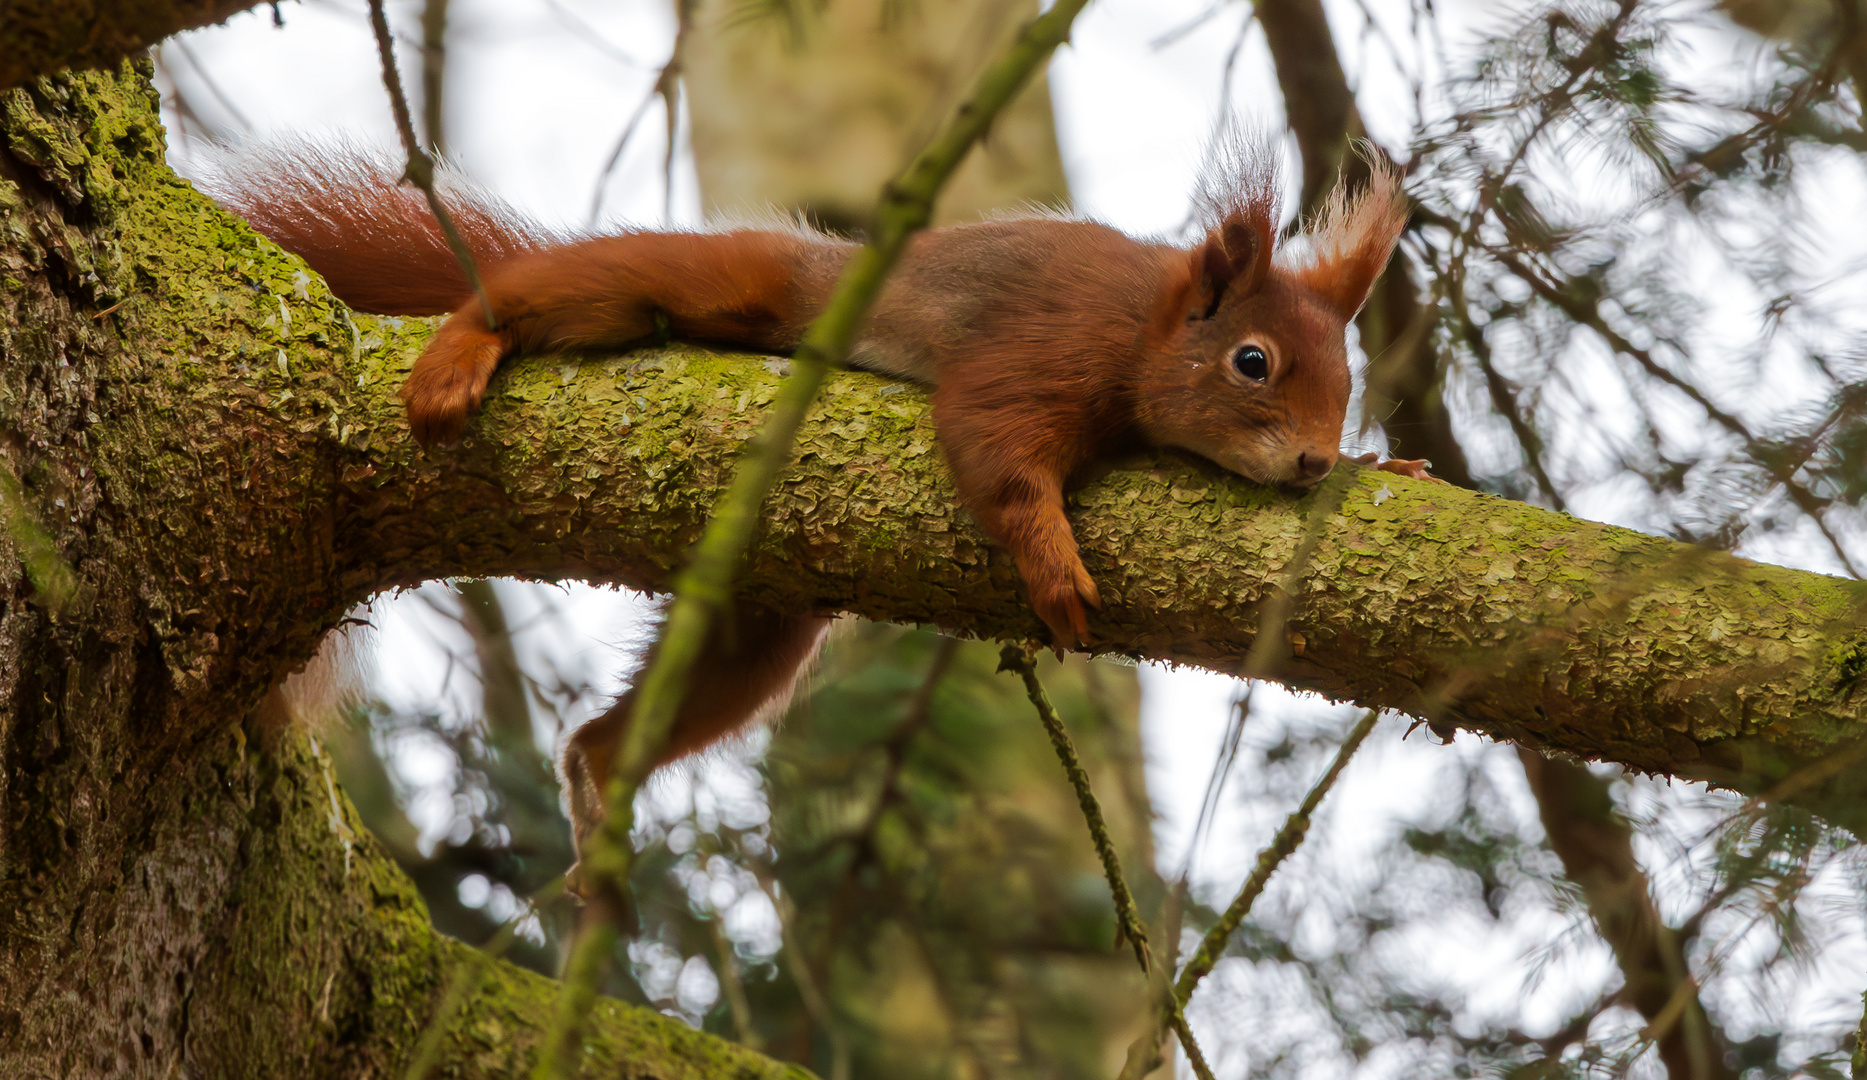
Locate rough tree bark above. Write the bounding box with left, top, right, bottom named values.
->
left=1, top=53, right=1865, bottom=1080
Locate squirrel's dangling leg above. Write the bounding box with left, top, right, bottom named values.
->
left=561, top=603, right=831, bottom=891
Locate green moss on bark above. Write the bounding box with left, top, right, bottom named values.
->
left=318, top=329, right=1867, bottom=827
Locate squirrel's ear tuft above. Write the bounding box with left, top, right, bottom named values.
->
left=1191, top=214, right=1274, bottom=318
left=1295, top=149, right=1409, bottom=319
left=1188, top=129, right=1281, bottom=319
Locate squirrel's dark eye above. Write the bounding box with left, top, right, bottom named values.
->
left=1231, top=345, right=1269, bottom=382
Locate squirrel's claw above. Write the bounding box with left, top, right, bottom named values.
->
left=1348, top=452, right=1445, bottom=485
left=1032, top=562, right=1100, bottom=648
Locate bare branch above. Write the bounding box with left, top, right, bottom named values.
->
left=365, top=0, right=496, bottom=330
left=1000, top=645, right=1215, bottom=1080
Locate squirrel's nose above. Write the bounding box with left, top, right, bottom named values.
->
left=1294, top=450, right=1335, bottom=485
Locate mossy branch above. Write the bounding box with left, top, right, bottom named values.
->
left=541, top=2, right=1096, bottom=1074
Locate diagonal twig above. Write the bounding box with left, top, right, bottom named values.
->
left=1173, top=709, right=1378, bottom=1004
left=1242, top=466, right=1356, bottom=681
left=533, top=4, right=1099, bottom=1075
left=589, top=0, right=695, bottom=226
left=999, top=645, right=1218, bottom=1080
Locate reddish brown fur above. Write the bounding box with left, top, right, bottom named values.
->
left=211, top=146, right=1410, bottom=868
left=400, top=231, right=849, bottom=444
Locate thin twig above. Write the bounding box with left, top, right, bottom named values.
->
left=790, top=635, right=956, bottom=1070
left=1173, top=709, right=1378, bottom=1005
left=857, top=635, right=960, bottom=839
left=535, top=4, right=1098, bottom=1075
left=588, top=85, right=664, bottom=226
left=708, top=917, right=761, bottom=1051
left=660, top=0, right=696, bottom=223
left=366, top=0, right=496, bottom=330
left=1182, top=687, right=1253, bottom=883
left=1241, top=466, right=1355, bottom=680
left=1001, top=645, right=1151, bottom=967
left=770, top=884, right=849, bottom=1080
left=543, top=0, right=645, bottom=67
left=419, top=0, right=450, bottom=156
left=589, top=0, right=695, bottom=226
left=1000, top=645, right=1217, bottom=1080
left=169, top=37, right=255, bottom=132
left=1149, top=0, right=1228, bottom=49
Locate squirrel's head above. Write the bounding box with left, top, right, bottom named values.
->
left=1137, top=145, right=1408, bottom=489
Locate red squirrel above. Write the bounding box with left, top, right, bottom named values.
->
left=207, top=143, right=1417, bottom=858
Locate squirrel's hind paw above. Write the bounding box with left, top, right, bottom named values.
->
left=399, top=323, right=510, bottom=447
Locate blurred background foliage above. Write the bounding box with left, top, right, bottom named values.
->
left=324, top=592, right=1165, bottom=1079
left=173, top=0, right=1867, bottom=1075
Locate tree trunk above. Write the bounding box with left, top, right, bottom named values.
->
left=0, top=63, right=803, bottom=1077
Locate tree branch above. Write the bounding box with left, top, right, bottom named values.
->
left=1518, top=749, right=1735, bottom=1079
left=1, top=0, right=262, bottom=91
left=277, top=329, right=1867, bottom=831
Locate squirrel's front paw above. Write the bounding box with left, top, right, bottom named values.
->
left=1372, top=457, right=1442, bottom=483
left=399, top=323, right=509, bottom=447
left=1030, top=561, right=1101, bottom=648
left=1348, top=452, right=1445, bottom=484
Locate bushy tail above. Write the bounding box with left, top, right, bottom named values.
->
left=194, top=143, right=567, bottom=316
